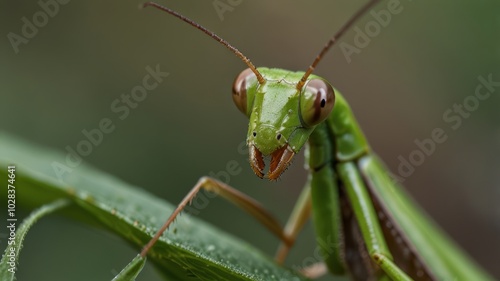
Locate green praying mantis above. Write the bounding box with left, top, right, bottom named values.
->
left=138, top=1, right=496, bottom=280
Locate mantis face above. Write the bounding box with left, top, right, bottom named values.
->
left=232, top=68, right=335, bottom=180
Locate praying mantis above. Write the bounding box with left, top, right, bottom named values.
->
left=138, top=1, right=497, bottom=280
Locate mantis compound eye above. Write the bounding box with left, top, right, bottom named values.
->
left=232, top=68, right=257, bottom=116
left=299, top=78, right=335, bottom=127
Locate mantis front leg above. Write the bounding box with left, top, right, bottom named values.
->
left=275, top=182, right=312, bottom=264
left=140, top=176, right=293, bottom=257
left=338, top=162, right=413, bottom=281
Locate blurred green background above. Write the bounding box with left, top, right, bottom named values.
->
left=1, top=0, right=499, bottom=280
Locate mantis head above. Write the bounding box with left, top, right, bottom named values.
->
left=232, top=68, right=335, bottom=180
left=142, top=0, right=378, bottom=179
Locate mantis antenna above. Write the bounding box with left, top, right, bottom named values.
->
left=143, top=2, right=266, bottom=84
left=297, top=0, right=381, bottom=90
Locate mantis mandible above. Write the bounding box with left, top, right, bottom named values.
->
left=139, top=1, right=495, bottom=280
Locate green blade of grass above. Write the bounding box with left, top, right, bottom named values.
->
left=112, top=254, right=147, bottom=281
left=0, top=199, right=70, bottom=281
left=0, top=132, right=307, bottom=281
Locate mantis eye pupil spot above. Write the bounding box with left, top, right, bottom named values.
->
left=253, top=132, right=257, bottom=137
left=300, top=78, right=335, bottom=127
left=277, top=134, right=281, bottom=140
